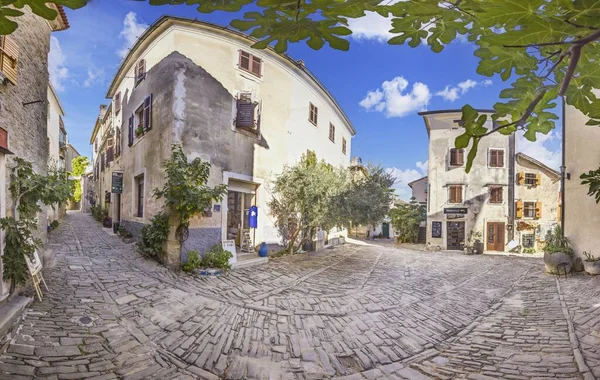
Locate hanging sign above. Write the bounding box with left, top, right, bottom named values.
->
left=248, top=206, right=258, bottom=228
left=111, top=172, right=123, bottom=194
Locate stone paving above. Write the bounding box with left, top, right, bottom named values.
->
left=0, top=212, right=598, bottom=379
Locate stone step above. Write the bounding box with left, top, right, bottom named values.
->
left=232, top=255, right=268, bottom=269
left=0, top=296, right=32, bottom=345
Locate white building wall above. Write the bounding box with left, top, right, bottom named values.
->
left=47, top=84, right=64, bottom=221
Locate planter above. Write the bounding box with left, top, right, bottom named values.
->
left=583, top=260, right=600, bottom=275
left=474, top=240, right=484, bottom=255
left=544, top=251, right=572, bottom=274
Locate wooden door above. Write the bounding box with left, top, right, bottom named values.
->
left=447, top=221, right=465, bottom=250
left=382, top=223, right=390, bottom=238
left=486, top=222, right=505, bottom=251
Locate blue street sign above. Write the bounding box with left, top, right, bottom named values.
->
left=249, top=206, right=258, bottom=228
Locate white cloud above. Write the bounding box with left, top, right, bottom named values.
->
left=387, top=161, right=428, bottom=201
left=348, top=12, right=394, bottom=42
left=48, top=36, right=69, bottom=91
left=360, top=76, right=431, bottom=118
left=435, top=79, right=492, bottom=102
left=83, top=65, right=105, bottom=88
left=117, top=12, right=148, bottom=59
left=517, top=131, right=561, bottom=169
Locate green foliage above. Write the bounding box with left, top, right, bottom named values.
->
left=544, top=225, right=573, bottom=256
left=90, top=205, right=107, bottom=222
left=523, top=247, right=537, bottom=254
left=49, top=220, right=59, bottom=231
left=200, top=244, right=233, bottom=271
left=0, top=0, right=88, bottom=34
left=117, top=225, right=133, bottom=239
left=71, top=156, right=89, bottom=178
left=509, top=245, right=522, bottom=254
left=140, top=212, right=169, bottom=260
left=153, top=145, right=227, bottom=225
left=0, top=217, right=41, bottom=286
left=182, top=250, right=203, bottom=273
left=390, top=199, right=426, bottom=244
left=268, top=153, right=347, bottom=254
left=581, top=167, right=600, bottom=203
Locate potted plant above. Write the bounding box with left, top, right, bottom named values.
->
left=583, top=251, right=600, bottom=275
left=543, top=225, right=573, bottom=274
left=135, top=125, right=144, bottom=137
left=103, top=215, right=112, bottom=228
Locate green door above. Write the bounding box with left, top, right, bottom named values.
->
left=382, top=223, right=390, bottom=238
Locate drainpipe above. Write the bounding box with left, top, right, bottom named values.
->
left=508, top=133, right=516, bottom=241
left=560, top=97, right=566, bottom=235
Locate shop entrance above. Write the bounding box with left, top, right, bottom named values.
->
left=227, top=184, right=256, bottom=250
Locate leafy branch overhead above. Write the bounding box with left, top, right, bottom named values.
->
left=6, top=1, right=600, bottom=170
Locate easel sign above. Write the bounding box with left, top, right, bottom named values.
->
left=24, top=251, right=48, bottom=302
left=222, top=240, right=237, bottom=265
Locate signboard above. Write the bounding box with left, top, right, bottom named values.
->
left=111, top=172, right=123, bottom=194
left=25, top=251, right=42, bottom=275
left=248, top=206, right=258, bottom=228
left=222, top=240, right=237, bottom=265
left=447, top=214, right=465, bottom=220
left=432, top=221, right=442, bottom=238
left=444, top=207, right=468, bottom=215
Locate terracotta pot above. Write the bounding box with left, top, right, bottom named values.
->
left=543, top=251, right=572, bottom=274
left=583, top=260, right=600, bottom=275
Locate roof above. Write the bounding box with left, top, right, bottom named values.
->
left=47, top=82, right=66, bottom=116
left=516, top=153, right=560, bottom=178
left=408, top=176, right=428, bottom=187
left=67, top=143, right=81, bottom=157
left=106, top=15, right=355, bottom=136
left=47, top=4, right=69, bottom=31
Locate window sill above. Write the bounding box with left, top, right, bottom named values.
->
left=234, top=127, right=261, bottom=140
left=132, top=132, right=148, bottom=147
left=236, top=67, right=263, bottom=82
left=309, top=120, right=318, bottom=128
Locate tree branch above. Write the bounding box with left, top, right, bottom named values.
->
left=559, top=46, right=580, bottom=96
left=564, top=19, right=599, bottom=31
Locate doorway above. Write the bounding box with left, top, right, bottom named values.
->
left=382, top=223, right=390, bottom=238
left=486, top=222, right=505, bottom=251
left=226, top=190, right=256, bottom=248
left=447, top=221, right=465, bottom=250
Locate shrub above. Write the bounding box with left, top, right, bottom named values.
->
left=523, top=247, right=537, bottom=254
left=202, top=244, right=232, bottom=271
left=183, top=250, right=203, bottom=273
left=544, top=225, right=573, bottom=256
left=117, top=225, right=133, bottom=239
left=49, top=220, right=59, bottom=231
left=140, top=212, right=169, bottom=260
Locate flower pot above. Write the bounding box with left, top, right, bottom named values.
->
left=474, top=240, right=484, bottom=255
left=258, top=242, right=268, bottom=257
left=583, top=260, right=600, bottom=275
left=544, top=251, right=572, bottom=274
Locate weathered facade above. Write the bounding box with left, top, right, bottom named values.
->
left=92, top=16, right=355, bottom=269
left=421, top=110, right=516, bottom=251
left=47, top=83, right=67, bottom=220
left=564, top=103, right=600, bottom=258
left=514, top=153, right=561, bottom=252
left=0, top=5, right=69, bottom=299
left=408, top=176, right=428, bottom=204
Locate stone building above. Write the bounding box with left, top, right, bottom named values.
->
left=91, top=16, right=355, bottom=269
left=0, top=5, right=69, bottom=300
left=420, top=109, right=516, bottom=251
left=408, top=176, right=428, bottom=204
left=514, top=153, right=561, bottom=252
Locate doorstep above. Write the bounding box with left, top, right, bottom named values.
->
left=0, top=296, right=32, bottom=346
left=232, top=252, right=268, bottom=269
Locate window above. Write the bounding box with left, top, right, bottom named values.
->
left=238, top=50, right=262, bottom=77
left=135, top=59, right=146, bottom=84
left=489, top=187, right=503, bottom=203
left=522, top=234, right=535, bottom=248
left=115, top=92, right=121, bottom=114
left=329, top=123, right=335, bottom=143
left=135, top=174, right=144, bottom=218
left=448, top=185, right=463, bottom=204
left=129, top=95, right=153, bottom=145
left=524, top=173, right=537, bottom=186
left=309, top=103, right=318, bottom=126
left=524, top=201, right=535, bottom=218
left=489, top=149, right=504, bottom=168
left=115, top=127, right=121, bottom=158
left=236, top=92, right=256, bottom=129
left=449, top=148, right=464, bottom=166
left=342, top=138, right=347, bottom=155
left=0, top=35, right=19, bottom=84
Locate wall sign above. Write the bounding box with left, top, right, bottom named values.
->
left=248, top=206, right=258, bottom=228
left=444, top=207, right=468, bottom=215
left=432, top=221, right=442, bottom=238
left=447, top=214, right=465, bottom=220
left=111, top=172, right=123, bottom=194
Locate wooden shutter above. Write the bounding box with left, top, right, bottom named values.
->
left=251, top=55, right=262, bottom=77
left=236, top=94, right=255, bottom=128
left=143, top=94, right=152, bottom=131
left=128, top=115, right=134, bottom=147
left=239, top=51, right=250, bottom=70
left=516, top=200, right=523, bottom=218
left=535, top=173, right=541, bottom=186
left=489, top=150, right=497, bottom=167
left=497, top=150, right=504, bottom=167
left=535, top=201, right=542, bottom=219
left=135, top=59, right=146, bottom=83
left=0, top=36, right=19, bottom=84
left=450, top=186, right=462, bottom=203
left=517, top=172, right=524, bottom=185
left=115, top=92, right=121, bottom=114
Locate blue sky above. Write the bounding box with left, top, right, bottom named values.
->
left=50, top=1, right=562, bottom=200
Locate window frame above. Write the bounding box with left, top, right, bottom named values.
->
left=238, top=50, right=262, bottom=78
left=448, top=185, right=463, bottom=204
left=524, top=173, right=537, bottom=186
left=488, top=148, right=505, bottom=168
left=135, top=59, right=146, bottom=85
left=523, top=201, right=536, bottom=218
left=342, top=137, right=347, bottom=155
left=522, top=233, right=535, bottom=248
left=309, top=102, right=318, bottom=126
left=489, top=186, right=503, bottom=204
left=135, top=174, right=145, bottom=218
left=329, top=123, right=335, bottom=143
left=449, top=148, right=465, bottom=167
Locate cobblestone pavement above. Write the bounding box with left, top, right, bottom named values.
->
left=0, top=212, right=598, bottom=380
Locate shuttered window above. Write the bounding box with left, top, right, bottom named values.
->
left=135, top=59, right=146, bottom=84
left=143, top=94, right=152, bottom=131
left=524, top=201, right=535, bottom=218
left=0, top=36, right=19, bottom=84
left=524, top=173, right=536, bottom=186
left=236, top=93, right=256, bottom=129
left=135, top=175, right=144, bottom=218
left=238, top=50, right=262, bottom=78
left=489, top=149, right=504, bottom=167
left=449, top=185, right=463, bottom=204
left=449, top=148, right=464, bottom=166
left=115, top=92, right=121, bottom=114
left=489, top=187, right=503, bottom=203
left=309, top=103, right=318, bottom=126
left=329, top=123, right=335, bottom=143
left=115, top=127, right=121, bottom=158
left=342, top=138, right=347, bottom=155
left=128, top=115, right=134, bottom=147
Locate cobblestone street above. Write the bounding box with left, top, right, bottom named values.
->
left=0, top=212, right=598, bottom=380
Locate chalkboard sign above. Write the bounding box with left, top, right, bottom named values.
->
left=432, top=221, right=442, bottom=238
left=111, top=172, right=123, bottom=194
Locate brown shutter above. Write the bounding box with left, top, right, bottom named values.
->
left=136, top=59, right=146, bottom=83
left=128, top=115, right=134, bottom=147
left=536, top=173, right=541, bottom=186
left=0, top=36, right=19, bottom=84
left=236, top=95, right=255, bottom=128
left=251, top=55, right=262, bottom=77
left=489, top=150, right=497, bottom=167
left=239, top=50, right=250, bottom=70
left=535, top=201, right=542, bottom=219
left=516, top=200, right=523, bottom=218
left=143, top=94, right=152, bottom=131
left=517, top=172, right=524, bottom=185
left=115, top=92, right=121, bottom=114
left=498, top=150, right=504, bottom=167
